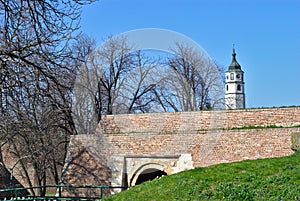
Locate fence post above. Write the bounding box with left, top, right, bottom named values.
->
left=58, top=184, right=62, bottom=197
left=100, top=187, right=103, bottom=199
left=14, top=188, right=18, bottom=199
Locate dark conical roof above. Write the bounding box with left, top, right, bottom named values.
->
left=228, top=47, right=242, bottom=71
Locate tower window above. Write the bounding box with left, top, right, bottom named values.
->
left=230, top=73, right=234, bottom=80
left=226, top=85, right=228, bottom=91
left=237, top=84, right=241, bottom=91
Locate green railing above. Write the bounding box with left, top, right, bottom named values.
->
left=0, top=184, right=127, bottom=200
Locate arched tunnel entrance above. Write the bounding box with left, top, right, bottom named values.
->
left=135, top=168, right=167, bottom=185
left=123, top=155, right=192, bottom=187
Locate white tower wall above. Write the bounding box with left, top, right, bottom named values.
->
left=225, top=48, right=245, bottom=109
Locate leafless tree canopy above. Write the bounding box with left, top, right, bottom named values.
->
left=72, top=36, right=159, bottom=133
left=159, top=43, right=224, bottom=111
left=0, top=0, right=94, bottom=196
left=72, top=37, right=225, bottom=134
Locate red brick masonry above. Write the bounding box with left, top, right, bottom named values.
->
left=61, top=107, right=300, bottom=196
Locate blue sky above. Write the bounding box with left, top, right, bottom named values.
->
left=80, top=0, right=300, bottom=108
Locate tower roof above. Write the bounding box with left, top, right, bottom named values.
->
left=228, top=47, right=242, bottom=72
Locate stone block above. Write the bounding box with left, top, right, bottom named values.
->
left=291, top=132, right=300, bottom=151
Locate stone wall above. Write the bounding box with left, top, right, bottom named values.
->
left=61, top=107, right=300, bottom=197
left=99, top=107, right=300, bottom=134
left=292, top=132, right=300, bottom=151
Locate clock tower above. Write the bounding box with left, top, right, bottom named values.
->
left=225, top=47, right=245, bottom=109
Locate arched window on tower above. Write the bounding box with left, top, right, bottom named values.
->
left=237, top=84, right=241, bottom=91
left=226, top=85, right=228, bottom=91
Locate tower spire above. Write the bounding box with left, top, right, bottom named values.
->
left=232, top=44, right=236, bottom=56
left=225, top=46, right=245, bottom=109
left=229, top=45, right=241, bottom=70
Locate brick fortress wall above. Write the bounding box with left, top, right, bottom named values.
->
left=95, top=107, right=300, bottom=166
left=61, top=107, right=300, bottom=197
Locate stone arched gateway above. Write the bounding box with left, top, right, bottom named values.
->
left=130, top=163, right=167, bottom=186
left=117, top=154, right=193, bottom=188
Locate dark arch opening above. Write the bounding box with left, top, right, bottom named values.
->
left=135, top=168, right=167, bottom=185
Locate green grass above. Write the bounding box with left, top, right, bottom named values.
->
left=104, top=152, right=300, bottom=201
left=229, top=124, right=300, bottom=130
left=195, top=124, right=300, bottom=132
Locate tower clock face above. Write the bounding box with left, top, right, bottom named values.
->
left=236, top=74, right=240, bottom=79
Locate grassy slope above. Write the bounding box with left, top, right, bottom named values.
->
left=104, top=152, right=300, bottom=201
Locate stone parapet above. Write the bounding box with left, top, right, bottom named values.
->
left=98, top=107, right=300, bottom=134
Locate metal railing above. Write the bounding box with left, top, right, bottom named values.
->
left=0, top=184, right=128, bottom=200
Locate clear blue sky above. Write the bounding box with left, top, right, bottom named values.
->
left=80, top=0, right=300, bottom=108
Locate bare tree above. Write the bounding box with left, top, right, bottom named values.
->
left=71, top=34, right=98, bottom=134
left=72, top=35, right=134, bottom=134
left=72, top=39, right=224, bottom=131
left=96, top=35, right=135, bottom=115
left=154, top=43, right=224, bottom=111
left=118, top=50, right=159, bottom=114
left=0, top=0, right=95, bottom=195
left=72, top=36, right=163, bottom=134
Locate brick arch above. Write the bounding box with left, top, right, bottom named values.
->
left=130, top=163, right=167, bottom=186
